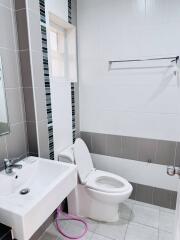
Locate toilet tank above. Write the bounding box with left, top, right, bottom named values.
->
left=58, top=145, right=75, bottom=164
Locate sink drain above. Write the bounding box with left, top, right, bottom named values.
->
left=20, top=188, right=30, bottom=195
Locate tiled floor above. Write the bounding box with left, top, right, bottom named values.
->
left=39, top=200, right=175, bottom=240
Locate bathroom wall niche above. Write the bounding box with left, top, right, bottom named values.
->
left=0, top=57, right=9, bottom=136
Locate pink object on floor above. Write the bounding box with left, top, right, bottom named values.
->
left=55, top=206, right=88, bottom=239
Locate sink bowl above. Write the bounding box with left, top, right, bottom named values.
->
left=0, top=157, right=77, bottom=240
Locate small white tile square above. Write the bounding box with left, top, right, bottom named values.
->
left=119, top=201, right=133, bottom=220
left=125, top=222, right=158, bottom=240
left=131, top=204, right=159, bottom=228
left=91, top=233, right=111, bottom=240
left=135, top=201, right=159, bottom=210
left=95, top=218, right=128, bottom=240
left=159, top=211, right=175, bottom=233
left=159, top=230, right=173, bottom=240
left=85, top=218, right=99, bottom=232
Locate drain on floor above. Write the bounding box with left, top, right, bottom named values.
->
left=19, top=188, right=30, bottom=195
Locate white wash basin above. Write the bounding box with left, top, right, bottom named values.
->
left=0, top=157, right=77, bottom=240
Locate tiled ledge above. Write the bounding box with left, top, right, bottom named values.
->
left=80, top=131, right=178, bottom=209
left=80, top=131, right=180, bottom=167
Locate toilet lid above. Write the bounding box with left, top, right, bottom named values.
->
left=86, top=170, right=132, bottom=193
left=74, top=138, right=94, bottom=183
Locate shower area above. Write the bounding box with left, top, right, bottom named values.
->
left=77, top=0, right=180, bottom=238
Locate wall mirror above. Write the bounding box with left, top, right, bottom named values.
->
left=0, top=57, right=9, bottom=136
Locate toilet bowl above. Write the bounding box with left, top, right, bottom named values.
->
left=60, top=138, right=132, bottom=222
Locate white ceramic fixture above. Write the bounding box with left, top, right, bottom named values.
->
left=0, top=157, right=77, bottom=240
left=59, top=138, right=132, bottom=222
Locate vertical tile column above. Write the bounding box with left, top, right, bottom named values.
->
left=39, top=0, right=54, bottom=159
left=68, top=0, right=80, bottom=143
left=15, top=0, right=50, bottom=158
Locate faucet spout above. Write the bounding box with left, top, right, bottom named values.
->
left=4, top=158, right=23, bottom=175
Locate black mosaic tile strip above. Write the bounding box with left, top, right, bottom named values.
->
left=39, top=0, right=54, bottom=160
left=68, top=0, right=76, bottom=143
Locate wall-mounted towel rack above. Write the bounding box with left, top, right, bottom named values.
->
left=108, top=56, right=179, bottom=71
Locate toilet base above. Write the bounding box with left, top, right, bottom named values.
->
left=68, top=184, right=120, bottom=222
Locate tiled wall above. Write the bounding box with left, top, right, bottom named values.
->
left=15, top=0, right=50, bottom=158
left=78, top=0, right=180, bottom=142
left=81, top=132, right=180, bottom=167
left=0, top=1, right=28, bottom=168
left=130, top=182, right=177, bottom=210
left=81, top=132, right=178, bottom=209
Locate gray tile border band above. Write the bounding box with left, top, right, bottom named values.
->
left=80, top=131, right=180, bottom=167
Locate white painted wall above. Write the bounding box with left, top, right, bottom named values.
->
left=77, top=0, right=180, bottom=141
left=46, top=0, right=73, bottom=159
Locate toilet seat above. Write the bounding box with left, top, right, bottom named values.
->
left=86, top=170, right=131, bottom=193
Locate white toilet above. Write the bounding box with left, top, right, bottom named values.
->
left=60, top=138, right=133, bottom=222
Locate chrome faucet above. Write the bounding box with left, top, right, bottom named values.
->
left=4, top=158, right=22, bottom=175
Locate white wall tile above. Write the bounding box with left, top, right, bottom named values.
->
left=78, top=0, right=180, bottom=141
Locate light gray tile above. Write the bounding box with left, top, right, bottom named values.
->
left=31, top=50, right=44, bottom=88
left=26, top=0, right=40, bottom=12
left=119, top=201, right=133, bottom=220
left=6, top=123, right=27, bottom=158
left=158, top=231, right=173, bottom=240
left=135, top=184, right=153, bottom=204
left=91, top=234, right=110, bottom=240
left=0, top=5, right=15, bottom=49
left=121, top=136, right=138, bottom=160
left=28, top=10, right=42, bottom=51
left=91, top=133, right=107, bottom=155
left=15, top=9, right=29, bottom=50
left=85, top=218, right=98, bottom=232
left=34, top=87, right=47, bottom=122
left=175, top=142, right=180, bottom=167
left=153, top=188, right=171, bottom=209
left=155, top=140, right=176, bottom=166
left=106, top=134, right=121, bottom=157
left=125, top=222, right=158, bottom=240
left=38, top=232, right=57, bottom=240
left=14, top=0, right=26, bottom=10
left=159, top=210, right=175, bottom=233
left=80, top=132, right=92, bottom=152
left=95, top=218, right=128, bottom=240
left=0, top=49, right=20, bottom=88
left=0, top=0, right=11, bottom=8
left=19, top=50, right=32, bottom=87
left=23, top=87, right=36, bottom=122
left=26, top=121, right=38, bottom=155
left=131, top=204, right=159, bottom=228
left=5, top=88, right=23, bottom=124
left=37, top=120, right=49, bottom=159
left=138, top=138, right=157, bottom=163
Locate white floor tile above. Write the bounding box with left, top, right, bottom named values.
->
left=95, top=218, right=128, bottom=240
left=131, top=204, right=159, bottom=228
left=159, top=230, right=173, bottom=240
left=135, top=201, right=159, bottom=210
left=160, top=207, right=175, bottom=214
left=91, top=233, right=111, bottom=240
left=47, top=221, right=92, bottom=240
left=38, top=231, right=58, bottom=240
left=159, top=211, right=175, bottom=233
left=119, top=201, right=133, bottom=220
left=85, top=218, right=99, bottom=232
left=125, top=222, right=158, bottom=240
